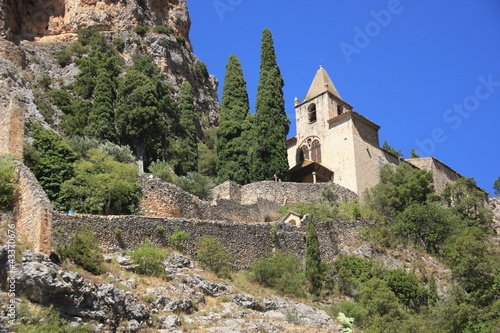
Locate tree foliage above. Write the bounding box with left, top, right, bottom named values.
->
left=0, top=155, right=18, bottom=211
left=130, top=241, right=169, bottom=277
left=305, top=218, right=322, bottom=295
left=251, top=28, right=290, bottom=182
left=58, top=149, right=141, bottom=215
left=381, top=140, right=403, bottom=157
left=176, top=81, right=198, bottom=175
left=197, top=237, right=233, bottom=277
left=217, top=54, right=252, bottom=184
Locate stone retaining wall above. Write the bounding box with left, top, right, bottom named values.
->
left=52, top=212, right=368, bottom=268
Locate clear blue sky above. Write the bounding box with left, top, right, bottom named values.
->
left=188, top=0, right=500, bottom=194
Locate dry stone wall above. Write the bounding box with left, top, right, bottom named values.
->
left=52, top=212, right=368, bottom=268
left=13, top=161, right=53, bottom=254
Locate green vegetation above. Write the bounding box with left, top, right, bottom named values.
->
left=167, top=226, right=190, bottom=251
left=176, top=81, right=198, bottom=175
left=134, top=25, right=149, bottom=36
left=250, top=251, right=306, bottom=297
left=177, top=172, right=214, bottom=200
left=381, top=140, right=403, bottom=157
left=197, top=237, right=233, bottom=278
left=217, top=54, right=252, bottom=184
left=14, top=304, right=91, bottom=333
left=0, top=155, right=18, bottom=211
left=153, top=25, right=175, bottom=35
left=149, top=160, right=178, bottom=183
left=305, top=219, right=322, bottom=295
left=130, top=241, right=169, bottom=277
left=494, top=176, right=500, bottom=195
left=58, top=226, right=105, bottom=275
left=251, top=28, right=290, bottom=182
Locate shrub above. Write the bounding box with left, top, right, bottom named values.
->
left=250, top=251, right=307, bottom=297
left=197, top=237, right=233, bottom=277
left=113, top=38, right=125, bottom=52
left=0, top=155, right=18, bottom=211
left=134, top=25, right=149, bottom=36
left=177, top=172, right=214, bottom=200
left=321, top=185, right=339, bottom=206
left=55, top=49, right=72, bottom=67
left=168, top=226, right=190, bottom=251
left=14, top=304, right=91, bottom=333
left=194, top=61, right=209, bottom=80
left=176, top=35, right=186, bottom=45
left=58, top=226, right=105, bottom=275
left=280, top=202, right=338, bottom=221
left=149, top=160, right=178, bottom=183
left=153, top=25, right=175, bottom=35
left=130, top=241, right=169, bottom=277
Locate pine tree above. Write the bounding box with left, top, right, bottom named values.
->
left=217, top=54, right=252, bottom=184
left=305, top=218, right=322, bottom=295
left=251, top=28, right=290, bottom=182
left=409, top=148, right=420, bottom=159
left=176, top=81, right=198, bottom=175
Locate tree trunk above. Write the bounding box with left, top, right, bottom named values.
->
left=136, top=143, right=145, bottom=175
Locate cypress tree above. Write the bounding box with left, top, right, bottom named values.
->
left=177, top=81, right=198, bottom=175
left=251, top=28, right=290, bottom=182
left=217, top=54, right=252, bottom=184
left=87, top=69, right=116, bottom=141
left=305, top=218, right=322, bottom=295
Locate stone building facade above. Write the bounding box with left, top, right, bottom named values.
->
left=287, top=66, right=463, bottom=197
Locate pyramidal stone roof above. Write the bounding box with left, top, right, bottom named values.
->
left=304, top=65, right=341, bottom=101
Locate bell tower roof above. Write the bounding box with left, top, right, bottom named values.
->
left=304, top=65, right=341, bottom=101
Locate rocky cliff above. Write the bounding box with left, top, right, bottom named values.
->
left=0, top=0, right=219, bottom=149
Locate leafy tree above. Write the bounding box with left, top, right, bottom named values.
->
left=148, top=160, right=178, bottom=183
left=0, top=155, right=18, bottom=211
left=115, top=68, right=172, bottom=174
left=305, top=218, right=322, bottom=295
left=441, top=177, right=492, bottom=232
left=58, top=149, right=141, bottom=215
left=364, top=163, right=434, bottom=220
left=197, top=237, right=233, bottom=277
left=382, top=140, right=403, bottom=157
left=217, top=54, right=252, bottom=184
left=394, top=202, right=454, bottom=253
left=58, top=225, right=105, bottom=275
left=280, top=202, right=338, bottom=221
left=176, top=81, right=198, bottom=175
left=68, top=136, right=136, bottom=164
left=167, top=226, right=190, bottom=251
left=321, top=185, right=339, bottom=206
left=198, top=127, right=218, bottom=177
left=383, top=269, right=428, bottom=310
left=251, top=28, right=290, bottom=182
left=494, top=176, right=500, bottom=195
left=409, top=148, right=420, bottom=158
left=23, top=121, right=78, bottom=208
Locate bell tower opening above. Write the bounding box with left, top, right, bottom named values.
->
left=308, top=103, right=317, bottom=124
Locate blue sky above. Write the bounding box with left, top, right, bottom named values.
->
left=188, top=1, right=500, bottom=194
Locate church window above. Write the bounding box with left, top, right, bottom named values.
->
left=337, top=103, right=343, bottom=115
left=311, top=139, right=321, bottom=163
left=301, top=145, right=309, bottom=161
left=308, top=104, right=317, bottom=124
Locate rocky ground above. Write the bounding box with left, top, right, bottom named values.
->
left=0, top=246, right=339, bottom=332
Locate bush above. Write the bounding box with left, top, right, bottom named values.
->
left=149, top=160, right=178, bottom=183
left=0, top=155, right=18, bottom=211
left=113, top=38, right=125, bottom=52
left=177, top=172, right=214, bottom=200
left=55, top=49, right=72, bottom=67
left=176, top=35, right=186, bottom=45
left=168, top=226, right=190, bottom=251
left=153, top=25, right=175, bottom=35
left=14, top=304, right=91, bottom=333
left=321, top=185, right=339, bottom=205
left=197, top=237, right=233, bottom=277
left=130, top=241, right=169, bottom=277
left=58, top=226, right=105, bottom=275
left=280, top=202, right=338, bottom=221
left=250, top=251, right=307, bottom=297
left=134, top=25, right=149, bottom=36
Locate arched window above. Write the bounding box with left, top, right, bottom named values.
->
left=308, top=104, right=317, bottom=124
left=301, top=145, right=309, bottom=161
left=337, top=103, right=343, bottom=115
left=311, top=139, right=321, bottom=163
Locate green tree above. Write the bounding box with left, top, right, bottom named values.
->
left=176, top=81, right=198, bottom=175
left=197, top=237, right=233, bottom=277
left=87, top=69, right=116, bottom=141
left=305, top=218, right=322, bottom=295
left=23, top=121, right=78, bottom=208
left=198, top=127, right=218, bottom=177
left=115, top=67, right=173, bottom=174
left=441, top=177, right=492, bottom=232
left=217, top=54, right=252, bottom=184
left=251, top=28, right=290, bottom=182
left=494, top=176, right=500, bottom=195
left=177, top=172, right=214, bottom=200
left=58, top=149, right=141, bottom=215
left=382, top=140, right=403, bottom=157
left=409, top=148, right=420, bottom=158
left=0, top=155, right=18, bottom=211
left=130, top=241, right=169, bottom=277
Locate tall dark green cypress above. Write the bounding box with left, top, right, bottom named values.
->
left=252, top=28, right=290, bottom=182
left=87, top=69, right=116, bottom=141
left=177, top=81, right=198, bottom=175
left=305, top=218, right=322, bottom=295
left=217, top=54, right=252, bottom=184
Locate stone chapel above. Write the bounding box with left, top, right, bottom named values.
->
left=286, top=66, right=462, bottom=197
